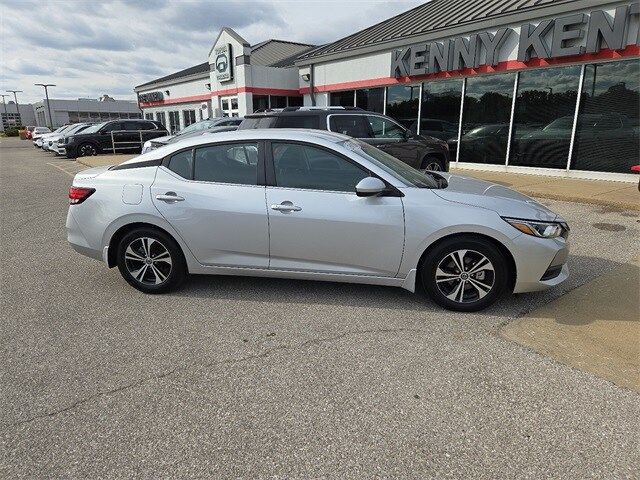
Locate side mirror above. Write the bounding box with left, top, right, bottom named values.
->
left=355, top=177, right=387, bottom=197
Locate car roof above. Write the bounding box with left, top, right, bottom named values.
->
left=123, top=129, right=352, bottom=165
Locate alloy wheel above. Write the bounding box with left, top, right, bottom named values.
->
left=435, top=249, right=495, bottom=304
left=124, top=237, right=173, bottom=286
left=79, top=144, right=97, bottom=156
left=422, top=160, right=442, bottom=172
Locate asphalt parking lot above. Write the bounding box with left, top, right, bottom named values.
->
left=1, top=139, right=639, bottom=478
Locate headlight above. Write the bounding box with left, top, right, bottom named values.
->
left=503, top=217, right=568, bottom=239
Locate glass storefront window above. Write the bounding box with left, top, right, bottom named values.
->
left=270, top=96, right=287, bottom=108
left=385, top=84, right=419, bottom=129
left=156, top=112, right=166, bottom=127
left=510, top=65, right=581, bottom=169
left=459, top=73, right=515, bottom=164
left=253, top=95, right=268, bottom=112
left=355, top=87, right=384, bottom=114
left=572, top=60, right=640, bottom=173
left=330, top=90, right=355, bottom=107
left=419, top=79, right=463, bottom=139
left=183, top=110, right=196, bottom=127
left=287, top=96, right=303, bottom=107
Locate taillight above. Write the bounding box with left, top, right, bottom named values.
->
left=68, top=186, right=95, bottom=205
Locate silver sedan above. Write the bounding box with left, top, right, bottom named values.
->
left=67, top=129, right=569, bottom=311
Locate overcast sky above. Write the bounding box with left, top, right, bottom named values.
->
left=0, top=0, right=422, bottom=104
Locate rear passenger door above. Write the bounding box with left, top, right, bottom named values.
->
left=151, top=141, right=269, bottom=268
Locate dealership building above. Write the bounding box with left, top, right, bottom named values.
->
left=135, top=0, right=640, bottom=180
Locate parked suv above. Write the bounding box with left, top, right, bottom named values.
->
left=64, top=119, right=167, bottom=158
left=239, top=107, right=450, bottom=171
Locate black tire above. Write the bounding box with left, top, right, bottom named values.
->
left=421, top=235, right=509, bottom=312
left=78, top=143, right=98, bottom=157
left=116, top=227, right=186, bottom=294
left=420, top=155, right=445, bottom=172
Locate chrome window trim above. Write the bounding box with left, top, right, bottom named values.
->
left=326, top=113, right=407, bottom=138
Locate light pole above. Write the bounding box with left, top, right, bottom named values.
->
left=6, top=90, right=23, bottom=127
left=0, top=94, right=8, bottom=129
left=34, top=83, right=56, bottom=129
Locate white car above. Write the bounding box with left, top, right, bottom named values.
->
left=31, top=127, right=52, bottom=146
left=42, top=125, right=74, bottom=151
left=67, top=129, right=570, bottom=312
left=51, top=123, right=93, bottom=155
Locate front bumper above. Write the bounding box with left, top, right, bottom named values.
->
left=511, top=233, right=570, bottom=293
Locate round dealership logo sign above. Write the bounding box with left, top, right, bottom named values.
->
left=215, top=53, right=228, bottom=72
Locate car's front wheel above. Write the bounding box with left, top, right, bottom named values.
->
left=78, top=143, right=98, bottom=157
left=420, top=155, right=445, bottom=172
left=116, top=227, right=186, bottom=294
left=421, top=236, right=509, bottom=312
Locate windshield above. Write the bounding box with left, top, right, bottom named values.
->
left=65, top=124, right=87, bottom=135
left=178, top=121, right=210, bottom=135
left=80, top=122, right=107, bottom=134
left=345, top=139, right=439, bottom=188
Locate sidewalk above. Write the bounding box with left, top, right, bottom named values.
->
left=452, top=167, right=639, bottom=211
left=501, top=257, right=640, bottom=391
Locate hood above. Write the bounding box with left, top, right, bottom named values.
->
left=433, top=173, right=558, bottom=222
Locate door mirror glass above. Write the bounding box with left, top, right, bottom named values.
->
left=355, top=177, right=387, bottom=197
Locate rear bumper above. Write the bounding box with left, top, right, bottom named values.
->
left=66, top=209, right=102, bottom=262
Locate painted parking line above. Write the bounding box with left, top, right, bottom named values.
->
left=46, top=161, right=86, bottom=177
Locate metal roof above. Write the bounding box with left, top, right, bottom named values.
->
left=297, top=0, right=617, bottom=62
left=250, top=40, right=316, bottom=67
left=135, top=62, right=210, bottom=90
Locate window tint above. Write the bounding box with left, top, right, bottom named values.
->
left=272, top=142, right=368, bottom=192
left=275, top=115, right=319, bottom=129
left=367, top=116, right=406, bottom=139
left=100, top=122, right=122, bottom=133
left=168, top=150, right=193, bottom=179
left=329, top=90, right=355, bottom=107
left=194, top=142, right=258, bottom=185
left=328, top=115, right=371, bottom=138
left=239, top=117, right=277, bottom=129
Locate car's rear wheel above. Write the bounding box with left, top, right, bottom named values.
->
left=78, top=143, right=97, bottom=157
left=421, top=155, right=445, bottom=172
left=116, top=227, right=186, bottom=294
left=421, top=236, right=509, bottom=312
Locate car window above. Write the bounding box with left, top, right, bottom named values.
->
left=367, top=116, right=406, bottom=139
left=193, top=142, right=258, bottom=185
left=328, top=115, right=371, bottom=138
left=272, top=142, right=369, bottom=192
left=168, top=150, right=193, bottom=179
left=275, top=115, right=319, bottom=129
left=100, top=122, right=122, bottom=133
left=239, top=117, right=277, bottom=129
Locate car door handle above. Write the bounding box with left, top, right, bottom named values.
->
left=156, top=192, right=185, bottom=203
left=271, top=202, right=302, bottom=212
